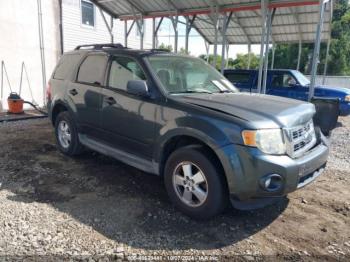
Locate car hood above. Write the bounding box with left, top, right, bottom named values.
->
left=174, top=93, right=316, bottom=129
left=315, top=85, right=350, bottom=98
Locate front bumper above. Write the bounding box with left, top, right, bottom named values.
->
left=340, top=102, right=350, bottom=116
left=216, top=135, right=329, bottom=203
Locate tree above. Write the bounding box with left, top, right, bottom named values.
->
left=158, top=43, right=173, bottom=52
left=198, top=54, right=221, bottom=70
left=231, top=53, right=260, bottom=69
left=268, top=0, right=350, bottom=75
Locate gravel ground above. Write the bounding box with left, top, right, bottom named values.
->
left=0, top=117, right=349, bottom=261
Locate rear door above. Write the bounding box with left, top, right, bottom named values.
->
left=99, top=55, right=157, bottom=160
left=68, top=53, right=108, bottom=138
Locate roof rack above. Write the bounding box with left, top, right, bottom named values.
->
left=148, top=48, right=171, bottom=53
left=74, top=43, right=125, bottom=50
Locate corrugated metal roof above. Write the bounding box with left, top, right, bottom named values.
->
left=91, top=0, right=332, bottom=44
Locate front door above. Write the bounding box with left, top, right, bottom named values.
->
left=267, top=72, right=307, bottom=100
left=100, top=55, right=157, bottom=160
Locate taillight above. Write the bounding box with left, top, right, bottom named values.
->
left=46, top=82, right=52, bottom=101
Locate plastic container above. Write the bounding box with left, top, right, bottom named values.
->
left=7, top=92, right=24, bottom=114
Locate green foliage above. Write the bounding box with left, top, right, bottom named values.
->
left=158, top=43, right=173, bottom=52
left=198, top=54, right=234, bottom=70
left=231, top=53, right=260, bottom=69
left=197, top=1, right=350, bottom=76
left=269, top=0, right=350, bottom=76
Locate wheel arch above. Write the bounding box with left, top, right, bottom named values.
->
left=156, top=132, right=229, bottom=195
left=50, top=100, right=76, bottom=126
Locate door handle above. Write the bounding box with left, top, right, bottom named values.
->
left=69, top=89, right=78, bottom=96
left=104, top=96, right=116, bottom=105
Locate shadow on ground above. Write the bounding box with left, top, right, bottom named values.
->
left=3, top=139, right=289, bottom=251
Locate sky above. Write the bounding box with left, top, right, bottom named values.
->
left=156, top=17, right=261, bottom=59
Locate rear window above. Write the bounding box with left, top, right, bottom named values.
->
left=225, top=72, right=251, bottom=84
left=77, top=54, right=108, bottom=84
left=53, top=54, right=81, bottom=80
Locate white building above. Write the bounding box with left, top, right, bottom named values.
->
left=0, top=0, right=152, bottom=110
left=62, top=0, right=153, bottom=52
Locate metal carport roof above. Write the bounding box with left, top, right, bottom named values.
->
left=91, top=0, right=331, bottom=44
left=91, top=0, right=333, bottom=100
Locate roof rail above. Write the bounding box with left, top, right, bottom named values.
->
left=74, top=43, right=125, bottom=50
left=148, top=48, right=171, bottom=53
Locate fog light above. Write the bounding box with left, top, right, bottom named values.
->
left=260, top=174, right=283, bottom=192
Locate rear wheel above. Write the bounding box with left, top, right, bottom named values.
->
left=55, top=111, right=83, bottom=156
left=164, top=147, right=228, bottom=220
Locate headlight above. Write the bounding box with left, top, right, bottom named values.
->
left=345, top=95, right=350, bottom=102
left=242, top=129, right=286, bottom=155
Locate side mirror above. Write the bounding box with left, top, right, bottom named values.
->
left=127, top=80, right=149, bottom=97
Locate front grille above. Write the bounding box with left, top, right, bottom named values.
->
left=284, top=120, right=317, bottom=158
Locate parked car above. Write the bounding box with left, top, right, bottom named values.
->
left=47, top=44, right=329, bottom=219
left=224, top=69, right=350, bottom=116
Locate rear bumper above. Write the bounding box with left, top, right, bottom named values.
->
left=216, top=135, right=329, bottom=205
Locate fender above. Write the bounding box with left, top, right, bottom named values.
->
left=153, top=116, right=234, bottom=165
left=49, top=98, right=78, bottom=127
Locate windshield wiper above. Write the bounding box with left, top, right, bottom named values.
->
left=169, top=90, right=213, bottom=94
left=218, top=89, right=232, bottom=93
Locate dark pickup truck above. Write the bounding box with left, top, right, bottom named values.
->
left=47, top=45, right=329, bottom=219
left=224, top=69, right=350, bottom=116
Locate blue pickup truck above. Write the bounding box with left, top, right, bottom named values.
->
left=224, top=69, right=350, bottom=116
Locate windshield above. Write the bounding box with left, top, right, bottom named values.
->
left=293, top=70, right=310, bottom=86
left=146, top=55, right=238, bottom=94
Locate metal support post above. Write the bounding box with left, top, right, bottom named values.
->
left=152, top=18, right=156, bottom=49
left=248, top=44, right=251, bottom=69
left=257, top=0, right=268, bottom=93
left=309, top=0, right=329, bottom=101
left=297, top=39, right=302, bottom=70
left=170, top=15, right=179, bottom=53
left=220, top=13, right=230, bottom=74
left=152, top=17, right=164, bottom=49
left=262, top=9, right=273, bottom=94
left=99, top=8, right=114, bottom=43
left=210, top=3, right=219, bottom=68
left=37, top=0, right=46, bottom=105
left=323, top=0, right=333, bottom=84
left=185, top=17, right=190, bottom=53
left=271, top=42, right=275, bottom=69
left=205, top=42, right=210, bottom=63
left=226, top=44, right=230, bottom=68
left=110, top=17, right=114, bottom=43
left=137, top=18, right=144, bottom=50
left=124, top=20, right=128, bottom=47
left=124, top=20, right=136, bottom=48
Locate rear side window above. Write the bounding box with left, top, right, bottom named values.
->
left=77, top=54, right=108, bottom=84
left=108, top=56, right=146, bottom=91
left=53, top=54, right=81, bottom=80
left=225, top=72, right=251, bottom=84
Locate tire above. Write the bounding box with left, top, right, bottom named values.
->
left=54, top=111, right=83, bottom=156
left=164, top=147, right=228, bottom=220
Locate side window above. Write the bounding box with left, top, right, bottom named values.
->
left=77, top=55, right=108, bottom=84
left=108, top=56, right=146, bottom=91
left=271, top=73, right=296, bottom=88
left=53, top=54, right=81, bottom=80
left=225, top=72, right=251, bottom=84
left=81, top=0, right=95, bottom=27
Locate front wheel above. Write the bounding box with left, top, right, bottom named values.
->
left=164, top=147, right=228, bottom=220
